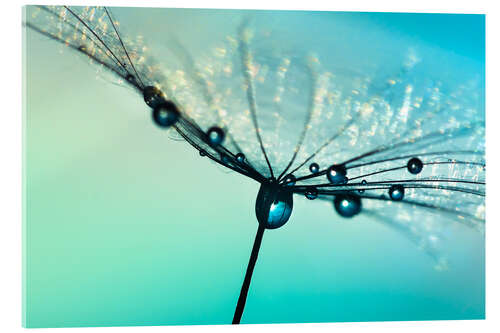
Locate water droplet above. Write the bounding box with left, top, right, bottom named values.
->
left=143, top=86, right=165, bottom=108
left=407, top=157, right=423, bottom=174
left=389, top=185, right=405, bottom=201
left=358, top=179, right=367, bottom=193
left=255, top=183, right=293, bottom=229
left=305, top=188, right=318, bottom=200
left=283, top=174, right=296, bottom=186
left=326, top=164, right=347, bottom=184
left=309, top=162, right=320, bottom=174
left=207, top=126, right=225, bottom=145
left=334, top=194, right=362, bottom=218
left=221, top=154, right=230, bottom=164
left=126, top=74, right=135, bottom=83
left=199, top=150, right=207, bottom=157
left=236, top=153, right=246, bottom=163
left=152, top=101, right=180, bottom=128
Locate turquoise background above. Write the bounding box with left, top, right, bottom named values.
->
left=23, top=7, right=484, bottom=327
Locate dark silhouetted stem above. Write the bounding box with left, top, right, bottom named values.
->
left=232, top=224, right=265, bottom=324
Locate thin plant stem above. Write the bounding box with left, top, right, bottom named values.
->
left=232, top=224, right=266, bottom=324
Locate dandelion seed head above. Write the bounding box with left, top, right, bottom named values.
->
left=26, top=5, right=485, bottom=266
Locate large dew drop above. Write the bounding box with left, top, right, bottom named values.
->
left=152, top=101, right=180, bottom=128
left=333, top=194, right=362, bottom=218
left=327, top=164, right=347, bottom=184
left=255, top=183, right=293, bottom=229
left=207, top=126, right=225, bottom=145
left=143, top=86, right=165, bottom=108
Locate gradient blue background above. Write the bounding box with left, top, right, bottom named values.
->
left=23, top=7, right=485, bottom=327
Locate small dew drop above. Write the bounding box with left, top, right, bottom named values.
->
left=236, top=153, right=246, bottom=163
left=309, top=163, right=320, bottom=174
left=326, top=164, right=347, bottom=184
left=199, top=150, right=207, bottom=157
left=389, top=185, right=405, bottom=201
left=358, top=179, right=367, bottom=194
left=207, top=126, right=225, bottom=145
left=407, top=157, right=423, bottom=175
left=305, top=188, right=318, bottom=200
left=126, top=74, right=135, bottom=83
left=283, top=174, right=296, bottom=186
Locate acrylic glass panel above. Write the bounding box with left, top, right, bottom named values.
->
left=23, top=5, right=485, bottom=328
